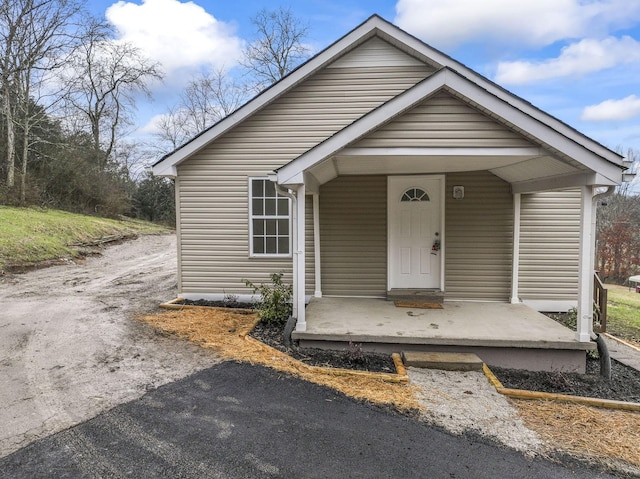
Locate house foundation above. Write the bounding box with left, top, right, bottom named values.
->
left=292, top=298, right=595, bottom=372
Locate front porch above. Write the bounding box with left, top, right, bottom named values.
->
left=292, top=298, right=596, bottom=372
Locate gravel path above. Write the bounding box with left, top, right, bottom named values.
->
left=0, top=234, right=219, bottom=458
left=407, top=367, right=544, bottom=454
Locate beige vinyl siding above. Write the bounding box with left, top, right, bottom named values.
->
left=329, top=37, right=429, bottom=69
left=175, top=176, right=183, bottom=293
left=177, top=52, right=432, bottom=295
left=177, top=182, right=315, bottom=294
left=320, top=176, right=387, bottom=296
left=178, top=177, right=290, bottom=294
left=445, top=171, right=513, bottom=301
left=354, top=91, right=535, bottom=149
left=211, top=66, right=433, bottom=162
left=305, top=198, right=315, bottom=295
left=518, top=190, right=580, bottom=300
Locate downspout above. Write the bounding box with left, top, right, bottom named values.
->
left=269, top=174, right=299, bottom=345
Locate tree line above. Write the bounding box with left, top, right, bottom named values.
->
left=596, top=148, right=640, bottom=284
left=0, top=2, right=309, bottom=224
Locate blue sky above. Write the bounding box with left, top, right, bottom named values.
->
left=87, top=0, right=640, bottom=158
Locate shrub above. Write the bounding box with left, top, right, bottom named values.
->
left=244, top=272, right=292, bottom=325
left=548, top=307, right=577, bottom=330
left=343, top=340, right=366, bottom=365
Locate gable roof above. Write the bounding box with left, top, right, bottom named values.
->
left=152, top=15, right=623, bottom=177
left=274, top=67, right=623, bottom=191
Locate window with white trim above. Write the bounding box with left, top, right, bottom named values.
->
left=249, top=178, right=291, bottom=256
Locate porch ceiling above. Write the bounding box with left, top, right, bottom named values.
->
left=307, top=148, right=587, bottom=190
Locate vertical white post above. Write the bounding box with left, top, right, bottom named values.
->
left=290, top=188, right=298, bottom=320
left=295, top=185, right=306, bottom=331
left=313, top=193, right=322, bottom=298
left=174, top=176, right=183, bottom=296
left=577, top=185, right=594, bottom=342
left=511, top=193, right=521, bottom=304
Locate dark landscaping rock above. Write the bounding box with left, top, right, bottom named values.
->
left=492, top=358, right=640, bottom=403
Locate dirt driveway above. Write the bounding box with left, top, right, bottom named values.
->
left=0, top=234, right=219, bottom=458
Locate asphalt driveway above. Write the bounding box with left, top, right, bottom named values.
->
left=0, top=361, right=616, bottom=479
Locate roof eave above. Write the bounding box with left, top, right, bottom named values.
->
left=152, top=16, right=391, bottom=174
left=152, top=14, right=622, bottom=176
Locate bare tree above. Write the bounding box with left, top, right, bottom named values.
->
left=596, top=148, right=640, bottom=282
left=181, top=68, right=247, bottom=131
left=0, top=0, right=83, bottom=189
left=62, top=20, right=163, bottom=170
left=153, top=105, right=192, bottom=153
left=155, top=8, right=310, bottom=154
left=155, top=68, right=247, bottom=153
left=240, top=7, right=310, bottom=92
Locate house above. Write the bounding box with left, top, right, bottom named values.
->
left=153, top=15, right=629, bottom=372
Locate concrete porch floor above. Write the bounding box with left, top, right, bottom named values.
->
left=292, top=298, right=596, bottom=372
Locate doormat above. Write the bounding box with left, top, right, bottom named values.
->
left=394, top=301, right=443, bottom=309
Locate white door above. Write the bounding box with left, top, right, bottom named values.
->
left=388, top=176, right=442, bottom=290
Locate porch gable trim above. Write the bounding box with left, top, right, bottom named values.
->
left=511, top=172, right=618, bottom=194
left=276, top=68, right=622, bottom=187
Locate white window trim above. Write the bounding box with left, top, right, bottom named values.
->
left=248, top=177, right=292, bottom=258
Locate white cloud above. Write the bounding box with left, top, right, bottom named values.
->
left=494, top=36, right=640, bottom=84
left=582, top=95, right=640, bottom=121
left=139, top=113, right=167, bottom=134
left=106, top=0, right=243, bottom=76
left=394, top=0, right=640, bottom=49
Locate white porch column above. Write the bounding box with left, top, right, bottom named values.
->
left=577, top=185, right=595, bottom=342
left=295, top=185, right=306, bottom=331
left=313, top=193, right=322, bottom=298
left=511, top=193, right=521, bottom=304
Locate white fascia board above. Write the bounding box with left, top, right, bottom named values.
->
left=443, top=73, right=623, bottom=181
left=151, top=20, right=382, bottom=174
left=511, top=172, right=617, bottom=194
left=152, top=163, right=177, bottom=177
left=374, top=21, right=622, bottom=165
left=339, top=147, right=545, bottom=157
left=277, top=69, right=450, bottom=184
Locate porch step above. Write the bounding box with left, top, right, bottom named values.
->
left=401, top=351, right=484, bottom=371
left=387, top=289, right=444, bottom=303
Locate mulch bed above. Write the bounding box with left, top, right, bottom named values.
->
left=178, top=298, right=252, bottom=309
left=177, top=299, right=640, bottom=402
left=249, top=321, right=396, bottom=373
left=492, top=359, right=640, bottom=403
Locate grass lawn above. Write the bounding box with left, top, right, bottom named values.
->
left=605, top=284, right=640, bottom=344
left=0, top=206, right=169, bottom=271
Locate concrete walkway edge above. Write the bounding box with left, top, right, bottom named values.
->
left=603, top=333, right=640, bottom=372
